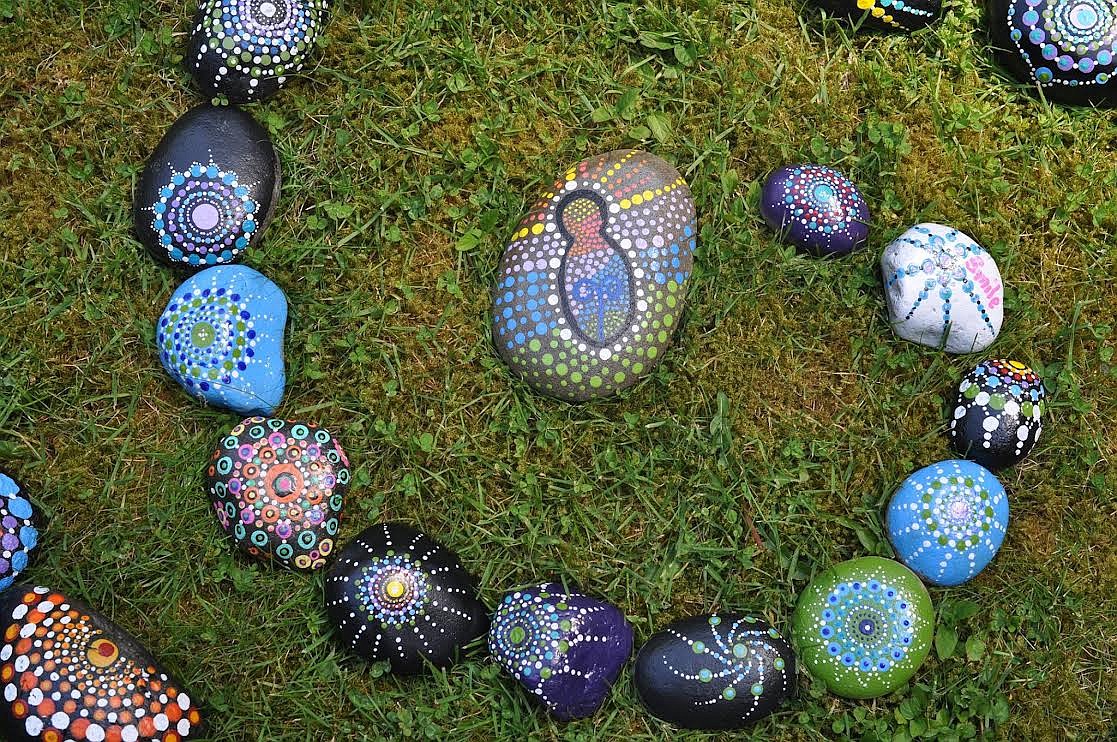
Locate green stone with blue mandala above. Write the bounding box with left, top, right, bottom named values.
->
left=792, top=556, right=934, bottom=699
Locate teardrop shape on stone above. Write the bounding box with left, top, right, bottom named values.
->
left=489, top=583, right=633, bottom=720
left=0, top=473, right=40, bottom=593
left=324, top=523, right=488, bottom=674
left=887, top=460, right=1008, bottom=586
left=634, top=613, right=795, bottom=729
left=0, top=585, right=205, bottom=742
left=206, top=416, right=349, bottom=570
left=989, top=0, right=1117, bottom=106
left=134, top=105, right=280, bottom=269
left=948, top=359, right=1047, bottom=470
left=792, top=557, right=934, bottom=699
left=493, top=150, right=696, bottom=402
left=808, top=0, right=942, bottom=31
left=186, top=0, right=331, bottom=103
left=156, top=264, right=287, bottom=415
left=881, top=223, right=1004, bottom=354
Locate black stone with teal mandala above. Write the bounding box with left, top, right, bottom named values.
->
left=324, top=523, right=488, bottom=674
left=187, top=0, right=331, bottom=103
left=634, top=614, right=796, bottom=730
left=791, top=557, right=934, bottom=699
left=990, top=0, right=1117, bottom=105
left=135, top=105, right=280, bottom=269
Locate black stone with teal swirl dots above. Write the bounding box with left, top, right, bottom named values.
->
left=634, top=614, right=796, bottom=729
left=807, top=0, right=942, bottom=32
left=990, top=0, right=1117, bottom=105
left=324, top=523, right=488, bottom=674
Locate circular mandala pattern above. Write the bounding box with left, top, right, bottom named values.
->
left=149, top=161, right=257, bottom=267
left=760, top=164, right=869, bottom=256
left=493, top=150, right=696, bottom=401
left=324, top=524, right=489, bottom=674
left=156, top=265, right=287, bottom=415
left=792, top=557, right=933, bottom=699
left=489, top=583, right=633, bottom=720
left=996, top=0, right=1117, bottom=104
left=949, top=359, right=1047, bottom=470
left=887, top=460, right=1009, bottom=586
left=206, top=416, right=348, bottom=571
left=0, top=474, right=38, bottom=594
left=189, top=0, right=330, bottom=101
left=0, top=586, right=203, bottom=741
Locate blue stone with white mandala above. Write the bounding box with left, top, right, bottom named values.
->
left=135, top=105, right=280, bottom=270
left=887, top=460, right=1009, bottom=586
left=324, top=523, right=488, bottom=674
left=490, top=583, right=633, bottom=721
left=156, top=264, right=287, bottom=415
left=0, top=473, right=39, bottom=593
left=634, top=614, right=795, bottom=730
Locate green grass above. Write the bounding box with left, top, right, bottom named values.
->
left=1, top=0, right=1116, bottom=739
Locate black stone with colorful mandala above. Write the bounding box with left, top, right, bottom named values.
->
left=324, top=523, right=489, bottom=674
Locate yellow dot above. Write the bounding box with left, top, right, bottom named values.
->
left=385, top=580, right=406, bottom=599
left=531, top=223, right=544, bottom=235
left=643, top=190, right=654, bottom=201
left=632, top=194, right=644, bottom=205
left=620, top=199, right=632, bottom=209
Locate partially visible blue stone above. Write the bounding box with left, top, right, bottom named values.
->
left=887, top=460, right=1008, bottom=586
left=157, top=265, right=287, bottom=415
left=0, top=473, right=39, bottom=594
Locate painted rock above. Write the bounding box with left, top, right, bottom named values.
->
left=760, top=164, right=869, bottom=257
left=186, top=0, right=330, bottom=103
left=0, top=473, right=39, bottom=593
left=809, top=0, right=942, bottom=31
left=156, top=265, right=287, bottom=415
left=492, top=150, right=696, bottom=401
left=489, top=583, right=633, bottom=720
left=792, top=557, right=933, bottom=699
left=0, top=585, right=204, bottom=742
left=989, top=0, right=1117, bottom=106
left=634, top=614, right=795, bottom=730
left=205, top=417, right=348, bottom=571
left=324, top=523, right=488, bottom=674
left=882, top=223, right=1004, bottom=354
left=949, top=359, right=1047, bottom=470
left=134, top=105, right=280, bottom=269
left=887, top=460, right=1008, bottom=586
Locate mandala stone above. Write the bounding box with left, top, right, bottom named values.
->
left=187, top=0, right=330, bottom=103
left=489, top=583, right=633, bottom=721
left=134, top=105, right=280, bottom=269
left=492, top=150, right=696, bottom=401
left=205, top=417, right=348, bottom=571
left=156, top=264, right=287, bottom=415
left=0, top=473, right=39, bottom=593
left=809, top=0, right=942, bottom=31
left=887, top=460, right=1008, bottom=586
left=882, top=223, right=1004, bottom=354
left=989, top=0, right=1117, bottom=106
left=634, top=614, right=795, bottom=730
left=324, top=523, right=488, bottom=674
left=792, top=557, right=933, bottom=699
left=0, top=585, right=204, bottom=742
left=760, top=164, right=869, bottom=257
left=949, top=359, right=1047, bottom=470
